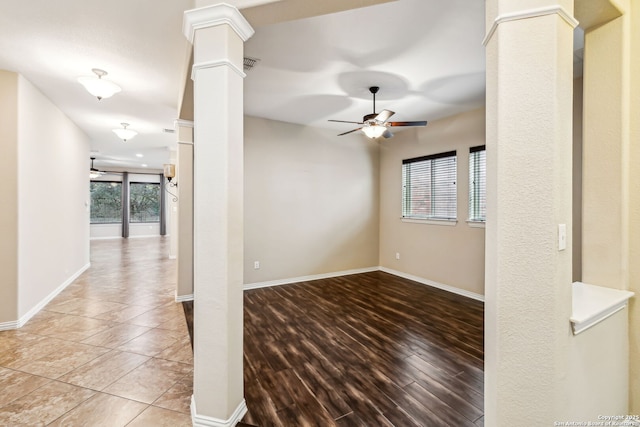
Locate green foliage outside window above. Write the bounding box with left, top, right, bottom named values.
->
left=90, top=181, right=122, bottom=224
left=130, top=182, right=160, bottom=223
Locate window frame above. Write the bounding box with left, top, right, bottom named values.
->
left=89, top=180, right=123, bottom=225
left=401, top=150, right=457, bottom=224
left=129, top=181, right=161, bottom=224
left=468, top=145, right=486, bottom=225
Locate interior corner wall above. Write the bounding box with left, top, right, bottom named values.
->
left=573, top=77, right=583, bottom=283
left=0, top=70, right=19, bottom=324
left=16, top=74, right=90, bottom=320
left=243, top=116, right=380, bottom=284
left=378, top=108, right=486, bottom=297
left=628, top=0, right=639, bottom=412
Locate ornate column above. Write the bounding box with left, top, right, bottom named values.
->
left=484, top=1, right=576, bottom=424
left=183, top=4, right=254, bottom=426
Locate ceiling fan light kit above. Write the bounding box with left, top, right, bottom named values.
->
left=89, top=157, right=105, bottom=179
left=112, top=122, right=138, bottom=142
left=329, top=86, right=428, bottom=139
left=78, top=68, right=121, bottom=100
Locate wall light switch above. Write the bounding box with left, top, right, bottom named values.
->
left=395, top=252, right=400, bottom=260
left=558, top=224, right=567, bottom=251
left=254, top=261, right=260, bottom=270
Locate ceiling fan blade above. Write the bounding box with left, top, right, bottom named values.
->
left=375, top=110, right=395, bottom=123
left=388, top=121, right=428, bottom=127
left=329, top=119, right=364, bottom=124
left=382, top=129, right=394, bottom=139
left=337, top=128, right=363, bottom=136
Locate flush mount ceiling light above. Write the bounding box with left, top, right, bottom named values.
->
left=112, top=123, right=137, bottom=142
left=78, top=68, right=121, bottom=100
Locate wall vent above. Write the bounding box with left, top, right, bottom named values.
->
left=243, top=57, right=260, bottom=72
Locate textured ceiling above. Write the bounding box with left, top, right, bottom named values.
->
left=0, top=0, right=487, bottom=170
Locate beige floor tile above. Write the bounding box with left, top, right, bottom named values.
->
left=20, top=314, right=114, bottom=342
left=80, top=323, right=151, bottom=348
left=93, top=304, right=154, bottom=322
left=0, top=330, right=47, bottom=353
left=18, top=342, right=110, bottom=379
left=152, top=374, right=193, bottom=414
left=102, top=358, right=190, bottom=404
left=117, top=328, right=183, bottom=357
left=48, top=392, right=147, bottom=427
left=128, top=405, right=192, bottom=427
left=0, top=380, right=95, bottom=426
left=46, top=297, right=128, bottom=318
left=156, top=337, right=193, bottom=364
left=57, top=350, right=149, bottom=391
left=127, top=306, right=183, bottom=328
left=0, top=367, right=51, bottom=407
left=0, top=335, right=69, bottom=369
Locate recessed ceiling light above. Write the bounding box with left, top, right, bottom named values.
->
left=136, top=153, right=144, bottom=158
left=141, top=164, right=148, bottom=168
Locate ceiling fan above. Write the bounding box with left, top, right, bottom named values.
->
left=329, top=86, right=428, bottom=139
left=89, top=157, right=105, bottom=179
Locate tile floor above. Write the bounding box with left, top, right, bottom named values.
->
left=0, top=237, right=193, bottom=426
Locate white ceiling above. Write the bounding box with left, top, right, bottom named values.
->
left=0, top=0, right=486, bottom=171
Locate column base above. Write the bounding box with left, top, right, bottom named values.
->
left=191, top=395, right=248, bottom=427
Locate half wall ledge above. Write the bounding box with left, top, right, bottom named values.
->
left=571, top=281, right=634, bottom=335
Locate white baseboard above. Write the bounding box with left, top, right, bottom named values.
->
left=243, top=266, right=379, bottom=290
left=175, top=292, right=194, bottom=303
left=379, top=267, right=485, bottom=302
left=90, top=236, right=122, bottom=240
left=191, top=395, right=247, bottom=427
left=0, top=262, right=91, bottom=331
left=243, top=266, right=484, bottom=302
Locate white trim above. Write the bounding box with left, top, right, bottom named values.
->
left=183, top=3, right=255, bottom=43
left=89, top=236, right=122, bottom=240
left=169, top=255, right=177, bottom=260
left=483, top=5, right=579, bottom=46
left=379, top=267, right=485, bottom=302
left=570, top=282, right=634, bottom=335
left=175, top=119, right=194, bottom=129
left=466, top=220, right=486, bottom=229
left=175, top=292, right=194, bottom=303
left=244, top=267, right=379, bottom=290
left=244, top=267, right=484, bottom=302
left=191, top=395, right=247, bottom=427
left=0, top=320, right=19, bottom=331
left=0, top=263, right=92, bottom=330
left=192, top=59, right=246, bottom=80
left=401, top=218, right=458, bottom=227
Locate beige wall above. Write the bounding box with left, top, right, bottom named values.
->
left=628, top=0, right=639, bottom=412
left=378, top=108, right=486, bottom=297
left=573, top=77, right=583, bottom=282
left=16, top=75, right=90, bottom=319
left=244, top=116, right=380, bottom=284
left=0, top=71, right=19, bottom=324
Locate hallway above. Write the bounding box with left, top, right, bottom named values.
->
left=0, top=237, right=193, bottom=426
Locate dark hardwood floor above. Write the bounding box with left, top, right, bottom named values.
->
left=186, top=271, right=484, bottom=427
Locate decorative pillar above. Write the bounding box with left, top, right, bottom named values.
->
left=183, top=4, right=254, bottom=426
left=484, top=1, right=576, bottom=424
left=175, top=120, right=194, bottom=301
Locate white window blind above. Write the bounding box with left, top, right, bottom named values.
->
left=468, top=145, right=486, bottom=222
left=402, top=151, right=457, bottom=220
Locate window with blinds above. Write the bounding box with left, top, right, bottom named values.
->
left=402, top=151, right=457, bottom=220
left=468, top=145, right=486, bottom=222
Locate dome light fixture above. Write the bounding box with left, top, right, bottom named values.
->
left=362, top=123, right=387, bottom=139
left=112, top=123, right=137, bottom=142
left=78, top=68, right=121, bottom=100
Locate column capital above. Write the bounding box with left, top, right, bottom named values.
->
left=183, top=3, right=255, bottom=44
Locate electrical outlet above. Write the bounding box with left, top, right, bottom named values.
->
left=254, top=261, right=260, bottom=270
left=558, top=224, right=567, bottom=251
left=395, top=252, right=400, bottom=260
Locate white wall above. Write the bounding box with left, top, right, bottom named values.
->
left=379, top=108, right=486, bottom=298
left=16, top=74, right=90, bottom=320
left=244, top=116, right=380, bottom=284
